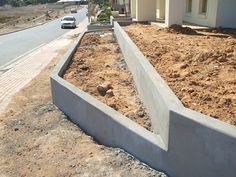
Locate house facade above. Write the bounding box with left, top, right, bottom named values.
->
left=130, top=0, right=236, bottom=28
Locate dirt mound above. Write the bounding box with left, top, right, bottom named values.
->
left=165, top=24, right=198, bottom=35
left=202, top=27, right=236, bottom=36
left=80, top=33, right=101, bottom=46
left=125, top=24, right=236, bottom=125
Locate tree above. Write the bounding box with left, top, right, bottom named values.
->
left=7, top=0, right=21, bottom=7
left=5, top=0, right=59, bottom=7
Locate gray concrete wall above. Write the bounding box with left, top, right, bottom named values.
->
left=50, top=31, right=168, bottom=174
left=167, top=109, right=236, bottom=177
left=87, top=24, right=113, bottom=31
left=110, top=16, right=133, bottom=26
left=117, top=21, right=134, bottom=26
left=113, top=21, right=236, bottom=177
left=51, top=75, right=168, bottom=169
left=51, top=26, right=236, bottom=177
left=114, top=22, right=183, bottom=147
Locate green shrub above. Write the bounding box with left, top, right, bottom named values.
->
left=111, top=11, right=119, bottom=17
left=97, top=8, right=111, bottom=22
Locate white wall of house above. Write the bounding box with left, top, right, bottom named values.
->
left=130, top=0, right=236, bottom=28
left=131, top=0, right=136, bottom=18
left=116, top=0, right=130, bottom=5
left=156, top=0, right=165, bottom=19
left=216, top=0, right=236, bottom=28
left=136, top=0, right=156, bottom=21
left=183, top=0, right=219, bottom=27
left=165, top=0, right=184, bottom=26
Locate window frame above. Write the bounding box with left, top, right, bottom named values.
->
left=199, top=0, right=208, bottom=15
left=185, top=0, right=193, bottom=15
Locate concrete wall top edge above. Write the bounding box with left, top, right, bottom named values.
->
left=171, top=108, right=236, bottom=139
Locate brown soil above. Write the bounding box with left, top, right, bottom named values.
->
left=63, top=31, right=152, bottom=131
left=0, top=47, right=166, bottom=176
left=125, top=24, right=236, bottom=125
left=165, top=24, right=198, bottom=35
left=0, top=4, right=81, bottom=35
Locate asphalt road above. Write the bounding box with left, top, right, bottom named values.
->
left=0, top=7, right=87, bottom=68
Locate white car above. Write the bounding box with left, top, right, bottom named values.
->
left=61, top=16, right=76, bottom=29
left=70, top=8, right=77, bottom=13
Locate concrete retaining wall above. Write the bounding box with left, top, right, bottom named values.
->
left=110, top=16, right=133, bottom=26
left=114, top=21, right=236, bottom=177
left=51, top=26, right=236, bottom=177
left=50, top=30, right=167, bottom=173
left=114, top=21, right=183, bottom=146
left=87, top=24, right=113, bottom=30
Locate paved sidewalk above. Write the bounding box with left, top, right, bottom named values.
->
left=0, top=18, right=89, bottom=114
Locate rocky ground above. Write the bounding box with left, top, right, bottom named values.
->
left=125, top=24, right=236, bottom=125
left=0, top=4, right=81, bottom=35
left=0, top=42, right=167, bottom=177
left=63, top=31, right=152, bottom=131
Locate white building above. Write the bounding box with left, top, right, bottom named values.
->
left=130, top=0, right=236, bottom=28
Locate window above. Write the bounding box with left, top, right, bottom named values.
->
left=186, top=0, right=192, bottom=13
left=199, top=0, right=208, bottom=15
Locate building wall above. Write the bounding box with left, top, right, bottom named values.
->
left=131, top=0, right=236, bottom=28
left=215, top=0, right=236, bottom=28
left=136, top=0, right=156, bottom=21
left=156, top=0, right=165, bottom=19
left=183, top=0, right=219, bottom=27
left=165, top=0, right=184, bottom=26
left=131, top=0, right=136, bottom=18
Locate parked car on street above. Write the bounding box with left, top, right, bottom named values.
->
left=61, top=16, right=76, bottom=29
left=70, top=8, right=77, bottom=13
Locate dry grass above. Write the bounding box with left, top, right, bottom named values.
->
left=0, top=4, right=80, bottom=33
